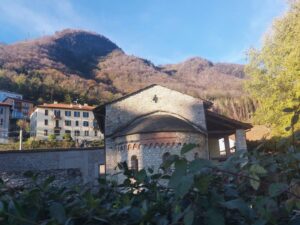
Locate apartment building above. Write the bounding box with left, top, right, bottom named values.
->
left=30, top=102, right=102, bottom=142
left=3, top=97, right=34, bottom=120
left=0, top=103, right=11, bottom=144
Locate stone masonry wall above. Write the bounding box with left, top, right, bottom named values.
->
left=108, top=132, right=207, bottom=181
left=0, top=148, right=104, bottom=186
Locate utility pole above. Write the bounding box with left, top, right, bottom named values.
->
left=19, top=129, right=22, bottom=151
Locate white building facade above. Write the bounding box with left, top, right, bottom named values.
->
left=30, top=103, right=103, bottom=142
left=0, top=103, right=11, bottom=144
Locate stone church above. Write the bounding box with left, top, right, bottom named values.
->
left=93, top=85, right=252, bottom=179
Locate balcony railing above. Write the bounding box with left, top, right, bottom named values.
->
left=52, top=115, right=62, bottom=120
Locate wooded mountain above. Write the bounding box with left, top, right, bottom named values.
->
left=0, top=29, right=256, bottom=121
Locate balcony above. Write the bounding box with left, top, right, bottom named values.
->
left=12, top=111, right=27, bottom=119
left=54, top=126, right=61, bottom=130
left=52, top=115, right=62, bottom=120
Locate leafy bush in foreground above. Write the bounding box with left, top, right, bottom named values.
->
left=1, top=98, right=300, bottom=224
left=0, top=143, right=299, bottom=225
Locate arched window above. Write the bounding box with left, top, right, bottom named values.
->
left=131, top=155, right=139, bottom=171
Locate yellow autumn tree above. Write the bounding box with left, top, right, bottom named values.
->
left=245, top=0, right=300, bottom=136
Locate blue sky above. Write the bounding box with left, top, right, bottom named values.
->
left=0, top=0, right=287, bottom=65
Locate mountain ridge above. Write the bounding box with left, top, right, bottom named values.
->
left=0, top=29, right=255, bottom=121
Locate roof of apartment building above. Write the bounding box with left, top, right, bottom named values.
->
left=37, top=103, right=95, bottom=111
left=0, top=102, right=12, bottom=107
left=3, top=97, right=34, bottom=103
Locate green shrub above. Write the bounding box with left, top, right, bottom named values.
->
left=0, top=143, right=299, bottom=225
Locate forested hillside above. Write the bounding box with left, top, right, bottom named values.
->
left=0, top=29, right=256, bottom=121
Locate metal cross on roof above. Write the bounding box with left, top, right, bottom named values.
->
left=152, top=95, right=158, bottom=103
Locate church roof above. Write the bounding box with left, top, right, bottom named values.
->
left=112, top=114, right=206, bottom=138
left=95, top=84, right=213, bottom=109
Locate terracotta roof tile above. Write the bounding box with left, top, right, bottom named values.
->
left=37, top=103, right=95, bottom=111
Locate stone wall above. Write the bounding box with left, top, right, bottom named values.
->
left=0, top=148, right=104, bottom=187
left=108, top=132, right=207, bottom=181
left=1, top=169, right=82, bottom=188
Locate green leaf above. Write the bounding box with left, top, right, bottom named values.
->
left=49, top=202, right=67, bottom=224
left=250, top=164, right=267, bottom=175
left=43, top=175, right=55, bottom=189
left=269, top=183, right=288, bottom=197
left=189, top=158, right=214, bottom=173
left=285, top=126, right=292, bottom=131
left=250, top=174, right=260, bottom=190
left=221, top=199, right=251, bottom=217
left=206, top=208, right=224, bottom=225
left=181, top=143, right=197, bottom=155
left=175, top=174, right=194, bottom=197
left=184, top=210, right=194, bottom=225
left=194, top=175, right=212, bottom=194
left=135, top=169, right=147, bottom=183
left=289, top=216, right=300, bottom=225
left=161, top=154, right=179, bottom=170
left=0, top=201, right=4, bottom=213
left=285, top=198, right=295, bottom=212
left=169, top=159, right=187, bottom=188
left=252, top=219, right=267, bottom=225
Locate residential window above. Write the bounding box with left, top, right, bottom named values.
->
left=44, top=130, right=48, bottom=136
left=93, top=120, right=98, bottom=129
left=74, top=111, right=80, bottom=117
left=0, top=119, right=3, bottom=126
left=54, top=129, right=60, bottom=136
left=84, top=131, right=89, bottom=136
left=54, top=110, right=61, bottom=117
left=83, top=121, right=89, bottom=127
left=65, top=130, right=71, bottom=134
left=75, top=121, right=79, bottom=126
left=44, top=119, right=48, bottom=126
left=83, top=112, right=89, bottom=118
left=74, top=130, right=80, bottom=136
left=45, top=109, right=48, bottom=116
left=65, top=111, right=71, bottom=117
left=94, top=130, right=98, bottom=136
left=65, top=120, right=71, bottom=126
left=55, top=120, right=59, bottom=127
left=0, top=108, right=3, bottom=114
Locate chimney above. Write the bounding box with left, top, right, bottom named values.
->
left=53, top=101, right=58, bottom=104
left=84, top=103, right=88, bottom=106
